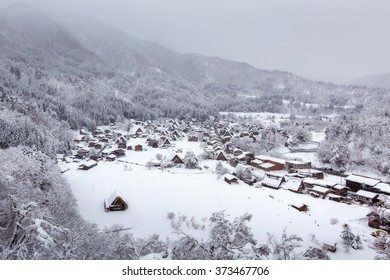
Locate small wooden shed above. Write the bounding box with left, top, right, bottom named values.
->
left=291, top=203, right=308, bottom=212
left=135, top=144, right=143, bottom=151
left=110, top=149, right=126, bottom=157
left=104, top=191, right=128, bottom=212
left=78, top=161, right=97, bottom=170
left=224, top=174, right=238, bottom=185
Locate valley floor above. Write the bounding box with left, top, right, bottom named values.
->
left=62, top=138, right=379, bottom=260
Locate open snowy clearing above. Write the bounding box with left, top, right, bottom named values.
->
left=62, top=140, right=379, bottom=259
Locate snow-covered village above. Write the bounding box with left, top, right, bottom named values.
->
left=56, top=113, right=390, bottom=260
left=1, top=1, right=390, bottom=265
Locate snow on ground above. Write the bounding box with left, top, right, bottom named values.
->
left=62, top=138, right=379, bottom=259
left=312, top=131, right=326, bottom=142
left=272, top=131, right=325, bottom=167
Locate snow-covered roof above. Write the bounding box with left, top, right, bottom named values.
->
left=356, top=190, right=378, bottom=199
left=333, top=184, right=347, bottom=190
left=286, top=160, right=311, bottom=165
left=303, top=178, right=336, bottom=187
left=81, top=160, right=97, bottom=167
left=252, top=170, right=265, bottom=179
left=345, top=174, right=380, bottom=187
left=283, top=178, right=302, bottom=191
left=297, top=169, right=323, bottom=175
left=262, top=176, right=282, bottom=188
left=266, top=171, right=286, bottom=178
left=256, top=155, right=285, bottom=164
left=148, top=160, right=161, bottom=166
left=105, top=191, right=119, bottom=205
left=311, top=186, right=330, bottom=194
left=375, top=183, right=390, bottom=194
left=251, top=159, right=263, bottom=165
left=236, top=154, right=247, bottom=159
left=260, top=162, right=275, bottom=169
left=59, top=165, right=70, bottom=173
left=327, top=193, right=342, bottom=199
left=224, top=174, right=237, bottom=181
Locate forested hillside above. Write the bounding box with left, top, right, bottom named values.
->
left=1, top=3, right=387, bottom=144
left=1, top=3, right=390, bottom=260
left=318, top=94, right=390, bottom=176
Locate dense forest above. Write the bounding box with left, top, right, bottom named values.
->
left=318, top=94, right=390, bottom=176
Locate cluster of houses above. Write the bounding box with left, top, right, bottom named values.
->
left=208, top=121, right=390, bottom=210
left=69, top=119, right=207, bottom=166
left=225, top=161, right=390, bottom=207
left=71, top=127, right=145, bottom=166
left=64, top=117, right=292, bottom=171
left=59, top=118, right=390, bottom=217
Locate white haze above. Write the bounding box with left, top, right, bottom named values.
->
left=1, top=0, right=390, bottom=83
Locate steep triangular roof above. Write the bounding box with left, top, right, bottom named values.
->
left=105, top=191, right=119, bottom=205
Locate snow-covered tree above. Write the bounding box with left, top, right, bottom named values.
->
left=266, top=229, right=303, bottom=260
left=340, top=224, right=363, bottom=252
left=215, top=162, right=228, bottom=177
left=373, top=235, right=390, bottom=260
left=156, top=153, right=163, bottom=161
left=289, top=126, right=312, bottom=145
left=170, top=211, right=258, bottom=260
left=234, top=165, right=253, bottom=182
left=136, top=234, right=167, bottom=257
left=184, top=151, right=198, bottom=169
left=302, top=247, right=329, bottom=260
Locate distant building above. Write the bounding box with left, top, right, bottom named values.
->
left=283, top=178, right=304, bottom=193
left=216, top=152, right=228, bottom=161
left=309, top=186, right=331, bottom=199
left=224, top=174, right=238, bottom=185
left=134, top=144, right=143, bottom=152
left=261, top=174, right=285, bottom=190
left=171, top=154, right=184, bottom=164
left=78, top=161, right=97, bottom=170
left=354, top=190, right=379, bottom=205
left=345, top=174, right=381, bottom=192
left=255, top=155, right=285, bottom=171
left=285, top=160, right=311, bottom=171
left=110, top=149, right=126, bottom=157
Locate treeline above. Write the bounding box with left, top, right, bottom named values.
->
left=318, top=94, right=390, bottom=175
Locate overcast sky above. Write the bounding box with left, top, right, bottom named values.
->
left=1, top=0, right=390, bottom=83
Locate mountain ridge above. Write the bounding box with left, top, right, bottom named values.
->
left=348, top=73, right=390, bottom=90
left=0, top=3, right=388, bottom=134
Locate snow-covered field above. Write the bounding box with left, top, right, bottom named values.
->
left=274, top=131, right=325, bottom=167
left=62, top=138, right=379, bottom=259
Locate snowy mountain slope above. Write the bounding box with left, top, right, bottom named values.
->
left=54, top=10, right=388, bottom=109
left=0, top=3, right=97, bottom=64
left=1, top=2, right=389, bottom=130
left=348, top=73, right=390, bottom=89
